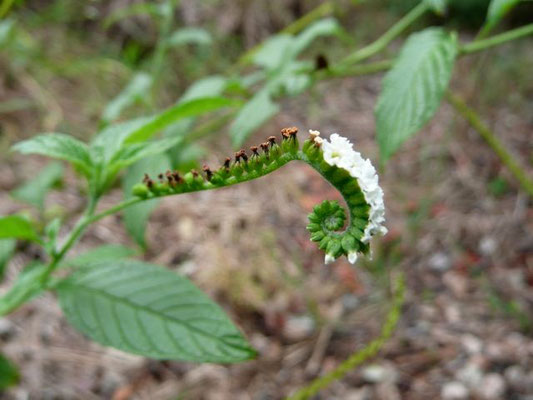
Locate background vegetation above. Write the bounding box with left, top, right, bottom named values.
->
left=1, top=0, right=532, bottom=399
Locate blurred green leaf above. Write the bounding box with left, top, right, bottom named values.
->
left=0, top=239, right=16, bottom=281
left=11, top=162, right=63, bottom=209
left=57, top=260, right=256, bottom=362
left=180, top=76, right=228, bottom=102
left=230, top=90, right=280, bottom=147
left=253, top=35, right=294, bottom=70
left=376, top=28, right=458, bottom=161
left=424, top=0, right=447, bottom=15
left=101, top=72, right=153, bottom=125
left=0, top=215, right=39, bottom=242
left=481, top=0, right=521, bottom=35
left=0, top=18, right=15, bottom=47
left=0, top=262, right=47, bottom=315
left=123, top=154, right=171, bottom=247
left=291, top=17, right=342, bottom=56
left=108, top=136, right=182, bottom=173
left=12, top=134, right=92, bottom=177
left=103, top=2, right=161, bottom=29
left=167, top=27, right=212, bottom=47
left=66, top=245, right=136, bottom=268
left=124, top=97, right=239, bottom=144
left=0, top=353, right=19, bottom=389
left=168, top=142, right=206, bottom=171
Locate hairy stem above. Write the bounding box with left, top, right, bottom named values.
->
left=341, top=2, right=429, bottom=66
left=461, top=23, right=533, bottom=55
left=287, top=273, right=405, bottom=400
left=445, top=91, right=533, bottom=197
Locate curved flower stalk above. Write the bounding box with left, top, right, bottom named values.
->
left=132, top=128, right=387, bottom=264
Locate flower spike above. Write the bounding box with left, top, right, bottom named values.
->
left=132, top=128, right=387, bottom=265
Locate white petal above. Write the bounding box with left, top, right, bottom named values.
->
left=324, top=253, right=336, bottom=264
left=348, top=252, right=358, bottom=264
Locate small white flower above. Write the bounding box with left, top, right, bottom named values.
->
left=317, top=130, right=387, bottom=252
left=314, top=136, right=324, bottom=146
left=348, top=252, right=358, bottom=264
left=324, top=253, right=336, bottom=264
left=309, top=129, right=321, bottom=139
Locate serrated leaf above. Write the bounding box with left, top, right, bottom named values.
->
left=0, top=262, right=47, bottom=315
left=57, top=260, right=256, bottom=362
left=167, top=27, right=212, bottom=47
left=11, top=162, right=63, bottom=209
left=481, top=0, right=521, bottom=35
left=0, top=353, right=19, bottom=389
left=66, top=245, right=136, bottom=268
left=424, top=0, right=447, bottom=15
left=376, top=28, right=458, bottom=161
left=122, top=155, right=171, bottom=247
left=101, top=72, right=153, bottom=124
left=0, top=215, right=39, bottom=241
left=230, top=90, right=280, bottom=147
left=0, top=239, right=16, bottom=281
left=12, top=134, right=92, bottom=176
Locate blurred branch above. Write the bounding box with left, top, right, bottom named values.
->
left=446, top=90, right=533, bottom=198
left=340, top=1, right=429, bottom=66
left=287, top=273, right=405, bottom=400
left=461, top=23, right=533, bottom=54
left=237, top=0, right=363, bottom=67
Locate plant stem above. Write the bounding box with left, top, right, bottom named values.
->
left=341, top=2, right=429, bottom=66
left=286, top=273, right=405, bottom=400
left=461, top=23, right=533, bottom=54
left=445, top=91, right=533, bottom=197
left=316, top=59, right=393, bottom=80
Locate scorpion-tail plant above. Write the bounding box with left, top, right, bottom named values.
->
left=1, top=126, right=401, bottom=398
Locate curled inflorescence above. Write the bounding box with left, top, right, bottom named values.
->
left=132, top=127, right=387, bottom=265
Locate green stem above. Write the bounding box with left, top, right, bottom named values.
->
left=316, top=59, right=393, bottom=80
left=461, top=23, right=533, bottom=54
left=286, top=273, right=405, bottom=400
left=445, top=91, right=533, bottom=197
left=341, top=2, right=429, bottom=66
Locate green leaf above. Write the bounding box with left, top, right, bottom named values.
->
left=0, top=262, right=47, bottom=315
left=0, top=353, right=19, bottom=389
left=101, top=72, right=153, bottom=124
left=108, top=136, right=183, bottom=173
left=122, top=155, right=171, bottom=247
left=481, top=0, right=521, bottom=35
left=167, top=27, right=212, bottom=47
left=11, top=162, right=63, bottom=209
left=57, top=260, right=256, bottom=362
left=291, top=18, right=342, bottom=57
left=180, top=76, right=227, bottom=103
left=12, top=134, right=92, bottom=176
left=66, top=245, right=136, bottom=268
left=0, top=19, right=15, bottom=47
left=0, top=215, right=39, bottom=241
left=230, top=90, right=280, bottom=147
left=253, top=35, right=295, bottom=70
left=424, top=0, right=447, bottom=15
left=376, top=28, right=458, bottom=161
left=124, top=97, right=239, bottom=144
left=0, top=239, right=16, bottom=281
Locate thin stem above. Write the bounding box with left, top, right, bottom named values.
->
left=341, top=2, right=429, bottom=66
left=286, top=273, right=405, bottom=400
left=445, top=91, right=533, bottom=197
left=460, top=23, right=533, bottom=54
left=316, top=59, right=393, bottom=80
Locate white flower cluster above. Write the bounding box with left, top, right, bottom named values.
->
left=311, top=130, right=387, bottom=263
